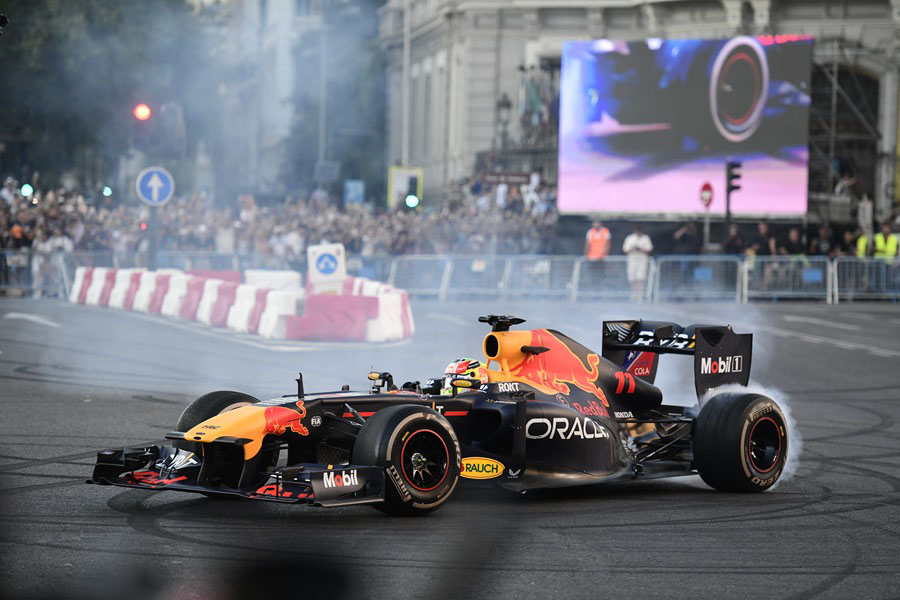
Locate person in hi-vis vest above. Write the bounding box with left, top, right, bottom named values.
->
left=874, top=222, right=899, bottom=262
left=585, top=220, right=611, bottom=261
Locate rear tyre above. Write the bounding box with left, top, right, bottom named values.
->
left=352, top=405, right=461, bottom=516
left=693, top=392, right=788, bottom=492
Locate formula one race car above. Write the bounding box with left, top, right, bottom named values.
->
left=89, top=315, right=789, bottom=515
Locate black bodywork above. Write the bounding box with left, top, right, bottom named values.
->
left=89, top=316, right=753, bottom=506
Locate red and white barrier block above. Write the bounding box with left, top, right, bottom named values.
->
left=68, top=263, right=410, bottom=344
left=286, top=276, right=414, bottom=342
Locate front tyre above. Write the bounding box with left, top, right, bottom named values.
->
left=693, top=392, right=788, bottom=492
left=174, top=390, right=260, bottom=453
left=352, top=405, right=461, bottom=516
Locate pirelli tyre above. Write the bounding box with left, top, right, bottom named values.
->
left=693, top=392, right=788, bottom=492
left=353, top=405, right=461, bottom=516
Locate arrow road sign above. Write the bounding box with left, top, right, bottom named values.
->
left=135, top=167, right=175, bottom=207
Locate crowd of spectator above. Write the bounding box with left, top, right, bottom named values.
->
left=0, top=174, right=559, bottom=262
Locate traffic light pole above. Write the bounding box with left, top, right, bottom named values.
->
left=148, top=207, right=159, bottom=271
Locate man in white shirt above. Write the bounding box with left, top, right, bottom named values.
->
left=622, top=225, right=653, bottom=300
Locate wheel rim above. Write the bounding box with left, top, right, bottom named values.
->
left=747, top=416, right=782, bottom=473
left=400, top=429, right=449, bottom=492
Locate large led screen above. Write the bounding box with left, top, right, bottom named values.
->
left=558, top=35, right=814, bottom=215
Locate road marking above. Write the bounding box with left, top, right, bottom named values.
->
left=3, top=312, right=62, bottom=328
left=782, top=315, right=861, bottom=331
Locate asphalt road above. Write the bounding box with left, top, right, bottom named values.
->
left=1, top=297, right=899, bottom=599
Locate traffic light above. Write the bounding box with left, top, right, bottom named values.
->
left=404, top=175, right=420, bottom=210
left=133, top=103, right=152, bottom=121
left=725, top=160, right=742, bottom=227
left=726, top=161, right=742, bottom=194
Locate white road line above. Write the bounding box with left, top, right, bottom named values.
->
left=3, top=312, right=62, bottom=328
left=782, top=315, right=861, bottom=331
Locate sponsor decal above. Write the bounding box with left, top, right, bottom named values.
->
left=129, top=470, right=187, bottom=486
left=507, top=468, right=521, bottom=479
left=525, top=417, right=610, bottom=440
left=573, top=399, right=606, bottom=417
left=624, top=351, right=654, bottom=378
left=460, top=457, right=504, bottom=479
left=202, top=425, right=220, bottom=429
left=323, top=469, right=359, bottom=488
left=749, top=404, right=773, bottom=421
left=509, top=330, right=610, bottom=406
left=614, top=411, right=633, bottom=419
left=310, top=415, right=322, bottom=427
left=496, top=382, right=520, bottom=393
left=700, top=355, right=743, bottom=375
left=263, top=401, right=309, bottom=436
left=635, top=331, right=694, bottom=350
left=386, top=465, right=412, bottom=501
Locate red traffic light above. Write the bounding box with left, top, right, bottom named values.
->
left=133, top=103, right=152, bottom=121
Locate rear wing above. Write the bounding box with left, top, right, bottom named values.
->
left=602, top=320, right=752, bottom=399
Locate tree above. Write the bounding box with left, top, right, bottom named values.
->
left=281, top=0, right=386, bottom=201
left=0, top=0, right=219, bottom=188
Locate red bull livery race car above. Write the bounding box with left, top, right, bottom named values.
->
left=88, top=315, right=789, bottom=515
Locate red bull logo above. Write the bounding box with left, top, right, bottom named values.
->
left=263, top=402, right=309, bottom=436
left=510, top=330, right=610, bottom=408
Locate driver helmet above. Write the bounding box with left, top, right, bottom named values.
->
left=441, top=358, right=488, bottom=395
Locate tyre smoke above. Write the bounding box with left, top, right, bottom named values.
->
left=701, top=382, right=803, bottom=487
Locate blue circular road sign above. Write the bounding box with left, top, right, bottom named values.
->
left=316, top=253, right=338, bottom=275
left=135, top=167, right=175, bottom=207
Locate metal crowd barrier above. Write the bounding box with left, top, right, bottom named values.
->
left=388, top=255, right=452, bottom=299
left=1, top=250, right=68, bottom=298
left=505, top=256, right=579, bottom=300
left=573, top=256, right=651, bottom=301
left=744, top=256, right=833, bottom=303
left=653, top=256, right=743, bottom=302
left=833, top=257, right=900, bottom=302
left=10, top=250, right=899, bottom=304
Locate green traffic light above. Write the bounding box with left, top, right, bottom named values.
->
left=20, top=184, right=33, bottom=197
left=405, top=194, right=419, bottom=208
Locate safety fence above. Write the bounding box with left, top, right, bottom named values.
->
left=2, top=250, right=898, bottom=304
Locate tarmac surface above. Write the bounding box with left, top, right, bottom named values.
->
left=0, top=297, right=899, bottom=599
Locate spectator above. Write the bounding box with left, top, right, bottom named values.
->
left=750, top=221, right=777, bottom=257
left=722, top=224, right=745, bottom=255
left=780, top=227, right=805, bottom=257
left=672, top=222, right=703, bottom=254
left=809, top=225, right=834, bottom=257
left=584, top=219, right=611, bottom=261
left=836, top=229, right=858, bottom=256
left=622, top=225, right=653, bottom=300
left=874, top=222, right=898, bottom=261
left=0, top=177, right=15, bottom=207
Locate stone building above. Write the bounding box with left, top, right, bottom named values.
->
left=378, top=0, right=900, bottom=219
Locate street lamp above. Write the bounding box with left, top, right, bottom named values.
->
left=496, top=93, right=512, bottom=149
